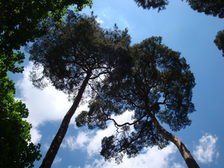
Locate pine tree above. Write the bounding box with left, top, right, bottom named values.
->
left=29, top=11, right=131, bottom=168
left=76, top=37, right=200, bottom=168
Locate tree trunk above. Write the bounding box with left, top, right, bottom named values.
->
left=148, top=113, right=200, bottom=168
left=39, top=71, right=92, bottom=168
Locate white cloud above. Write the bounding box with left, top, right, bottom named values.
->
left=62, top=110, right=135, bottom=156
left=96, top=17, right=104, bottom=24
left=85, top=123, right=115, bottom=156
left=42, top=143, right=50, bottom=151
left=53, top=156, right=62, bottom=165
left=63, top=110, right=185, bottom=168
left=16, top=63, right=88, bottom=143
left=86, top=111, right=134, bottom=156
left=94, top=7, right=130, bottom=30
left=84, top=145, right=178, bottom=168
left=62, top=132, right=91, bottom=151
left=172, top=163, right=185, bottom=168
left=193, top=133, right=219, bottom=164
left=16, top=64, right=72, bottom=126
left=61, top=120, right=115, bottom=155
left=30, top=126, right=42, bottom=144
left=67, top=166, right=81, bottom=168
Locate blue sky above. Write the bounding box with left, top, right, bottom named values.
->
left=13, top=0, right=224, bottom=167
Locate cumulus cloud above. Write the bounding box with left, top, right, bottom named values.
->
left=193, top=133, right=219, bottom=164
left=67, top=166, right=81, bottom=168
left=42, top=143, right=50, bottom=151
left=62, top=124, right=114, bottom=156
left=62, top=132, right=91, bottom=151
left=171, top=163, right=185, bottom=168
left=62, top=111, right=135, bottom=156
left=16, top=63, right=88, bottom=143
left=17, top=64, right=71, bottom=126
left=53, top=156, right=62, bottom=165
left=84, top=145, right=178, bottom=168
left=30, top=126, right=42, bottom=144
left=85, top=124, right=115, bottom=156
left=62, top=111, right=185, bottom=168
left=96, top=17, right=104, bottom=24
left=87, top=111, right=135, bottom=156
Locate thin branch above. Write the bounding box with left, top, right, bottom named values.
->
left=89, top=70, right=109, bottom=80
left=118, top=117, right=149, bottom=153
left=106, top=113, right=147, bottom=128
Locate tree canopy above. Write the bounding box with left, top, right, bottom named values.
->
left=134, top=0, right=168, bottom=11
left=76, top=37, right=199, bottom=168
left=133, top=0, right=224, bottom=59
left=134, top=0, right=224, bottom=18
left=187, top=0, right=224, bottom=18
left=0, top=0, right=92, bottom=74
left=1, top=1, right=91, bottom=167
left=214, top=30, right=224, bottom=56
left=29, top=11, right=131, bottom=168
left=30, top=11, right=130, bottom=96
left=0, top=63, right=41, bottom=168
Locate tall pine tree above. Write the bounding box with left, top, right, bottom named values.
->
left=29, top=11, right=131, bottom=168
left=76, top=37, right=200, bottom=168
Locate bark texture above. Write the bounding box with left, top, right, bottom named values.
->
left=149, top=113, right=200, bottom=168
left=40, top=71, right=92, bottom=168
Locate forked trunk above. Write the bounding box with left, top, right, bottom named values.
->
left=149, top=113, right=200, bottom=168
left=40, top=71, right=92, bottom=168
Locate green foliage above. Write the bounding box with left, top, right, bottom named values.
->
left=187, top=0, right=224, bottom=18
left=30, top=11, right=131, bottom=98
left=76, top=37, right=195, bottom=162
left=0, top=52, right=25, bottom=77
left=134, top=0, right=168, bottom=10
left=29, top=12, right=131, bottom=167
left=134, top=0, right=224, bottom=18
left=133, top=0, right=224, bottom=58
left=0, top=0, right=92, bottom=73
left=214, top=30, right=224, bottom=56
left=0, top=1, right=90, bottom=165
left=186, top=0, right=224, bottom=57
left=0, top=69, right=41, bottom=168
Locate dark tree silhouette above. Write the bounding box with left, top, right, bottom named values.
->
left=134, top=0, right=168, bottom=10
left=76, top=37, right=200, bottom=168
left=134, top=0, right=224, bottom=18
left=186, top=0, right=224, bottom=59
left=0, top=60, right=41, bottom=168
left=214, top=30, right=224, bottom=56
left=134, top=0, right=224, bottom=58
left=187, top=0, right=224, bottom=18
left=0, top=0, right=92, bottom=74
left=186, top=0, right=224, bottom=58
left=29, top=11, right=131, bottom=168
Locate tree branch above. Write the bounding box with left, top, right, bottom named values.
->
left=106, top=113, right=147, bottom=128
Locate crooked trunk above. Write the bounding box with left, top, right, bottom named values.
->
left=40, top=71, right=92, bottom=168
left=148, top=113, right=200, bottom=168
